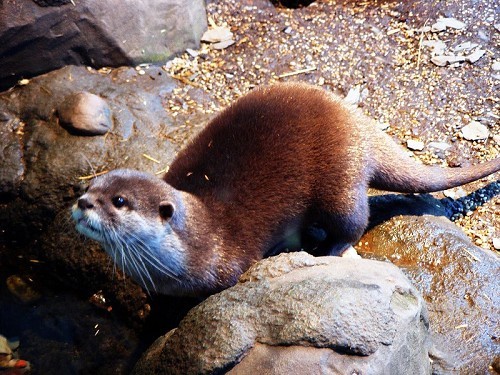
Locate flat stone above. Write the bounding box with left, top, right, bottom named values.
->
left=461, top=121, right=489, bottom=140
left=428, top=141, right=451, bottom=151
left=407, top=139, right=425, bottom=151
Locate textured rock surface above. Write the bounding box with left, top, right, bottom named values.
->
left=359, top=215, right=500, bottom=373
left=0, top=0, right=207, bottom=91
left=133, top=253, right=431, bottom=375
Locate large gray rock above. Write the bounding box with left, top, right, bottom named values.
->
left=0, top=0, right=207, bottom=91
left=133, top=252, right=431, bottom=374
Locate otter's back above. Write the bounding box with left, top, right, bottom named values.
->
left=166, top=84, right=367, bottom=204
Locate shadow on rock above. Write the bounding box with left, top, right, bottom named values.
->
left=367, top=180, right=499, bottom=230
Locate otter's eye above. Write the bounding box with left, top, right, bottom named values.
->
left=112, top=196, right=127, bottom=208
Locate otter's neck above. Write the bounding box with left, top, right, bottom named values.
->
left=173, top=189, right=245, bottom=292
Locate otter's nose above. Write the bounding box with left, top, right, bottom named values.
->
left=78, top=197, right=94, bottom=210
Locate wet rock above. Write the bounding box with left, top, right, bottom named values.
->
left=0, top=0, right=207, bottom=91
left=57, top=92, right=112, bottom=135
left=460, top=121, right=489, bottom=140
left=360, top=215, right=500, bottom=373
left=133, top=252, right=431, bottom=375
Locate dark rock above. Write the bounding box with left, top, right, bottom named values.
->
left=359, top=215, right=500, bottom=374
left=133, top=253, right=431, bottom=374
left=0, top=64, right=210, bottom=319
left=0, top=0, right=207, bottom=91
left=57, top=92, right=112, bottom=135
left=0, top=112, right=24, bottom=197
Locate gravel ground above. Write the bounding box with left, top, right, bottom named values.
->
left=159, top=0, right=498, bottom=251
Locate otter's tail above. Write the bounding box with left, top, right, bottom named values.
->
left=369, top=132, right=500, bottom=193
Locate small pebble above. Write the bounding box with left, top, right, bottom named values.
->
left=453, top=41, right=478, bottom=52
left=186, top=48, right=199, bottom=57
left=431, top=18, right=466, bottom=32
left=443, top=187, right=467, bottom=199
left=407, top=139, right=425, bottom=151
left=6, top=275, right=41, bottom=303
left=492, top=238, right=500, bottom=250
left=466, top=49, right=486, bottom=63
left=201, top=26, right=233, bottom=43
left=213, top=39, right=235, bottom=50
left=428, top=141, right=451, bottom=151
left=460, top=121, right=489, bottom=141
left=344, top=85, right=361, bottom=105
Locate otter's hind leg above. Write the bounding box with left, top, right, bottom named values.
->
left=313, top=190, right=369, bottom=256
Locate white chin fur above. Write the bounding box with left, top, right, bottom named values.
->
left=75, top=222, right=104, bottom=242
left=72, top=209, right=105, bottom=242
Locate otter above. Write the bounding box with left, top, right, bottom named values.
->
left=72, top=83, right=499, bottom=296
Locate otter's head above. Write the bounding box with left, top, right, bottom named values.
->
left=71, top=169, right=186, bottom=292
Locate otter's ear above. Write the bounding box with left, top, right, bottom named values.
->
left=159, top=201, right=175, bottom=221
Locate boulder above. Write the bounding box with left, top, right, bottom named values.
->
left=0, top=0, right=207, bottom=91
left=133, top=252, right=431, bottom=374
left=360, top=215, right=500, bottom=373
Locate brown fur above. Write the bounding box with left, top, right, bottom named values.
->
left=75, top=82, right=499, bottom=296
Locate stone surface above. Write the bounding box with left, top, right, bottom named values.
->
left=0, top=111, right=24, bottom=196
left=0, top=0, right=207, bottom=91
left=359, top=215, right=500, bottom=373
left=133, top=253, right=431, bottom=375
left=57, top=91, right=112, bottom=135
